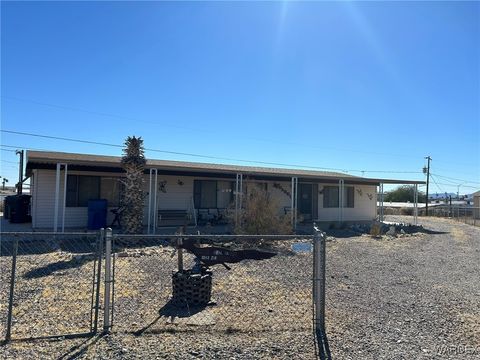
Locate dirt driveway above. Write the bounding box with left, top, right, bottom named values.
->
left=326, top=216, right=480, bottom=359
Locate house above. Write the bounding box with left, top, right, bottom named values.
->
left=25, top=150, right=424, bottom=232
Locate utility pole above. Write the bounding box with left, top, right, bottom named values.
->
left=15, top=150, right=24, bottom=195
left=423, top=156, right=431, bottom=216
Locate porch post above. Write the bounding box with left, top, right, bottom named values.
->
left=379, top=183, right=384, bottom=222
left=235, top=174, right=239, bottom=226
left=147, top=169, right=153, bottom=234
left=61, top=164, right=68, bottom=233
left=291, top=177, right=298, bottom=227
left=53, top=163, right=61, bottom=232
left=239, top=174, right=243, bottom=210
left=338, top=179, right=344, bottom=224
left=291, top=177, right=295, bottom=226
left=294, top=177, right=298, bottom=227
left=414, top=184, right=418, bottom=225
left=153, top=169, right=158, bottom=234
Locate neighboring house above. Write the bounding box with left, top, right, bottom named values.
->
left=25, top=150, right=423, bottom=231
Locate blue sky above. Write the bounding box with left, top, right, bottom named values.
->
left=1, top=1, right=479, bottom=194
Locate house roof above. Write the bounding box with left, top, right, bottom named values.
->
left=25, top=150, right=425, bottom=185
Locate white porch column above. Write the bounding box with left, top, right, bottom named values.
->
left=153, top=169, right=158, bottom=234
left=291, top=177, right=298, bottom=227
left=147, top=169, right=153, bottom=234
left=379, top=183, right=384, bottom=222
left=53, top=163, right=61, bottom=232
left=414, top=184, right=418, bottom=225
left=235, top=173, right=243, bottom=226
left=61, top=164, right=68, bottom=233
left=53, top=163, right=67, bottom=233
left=338, top=179, right=344, bottom=224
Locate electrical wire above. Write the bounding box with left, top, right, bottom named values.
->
left=431, top=173, right=480, bottom=185
left=1, top=96, right=434, bottom=160
left=430, top=174, right=445, bottom=193
left=1, top=130, right=425, bottom=175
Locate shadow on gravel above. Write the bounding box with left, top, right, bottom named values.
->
left=132, top=299, right=211, bottom=336
left=417, top=228, right=449, bottom=235
left=315, top=329, right=331, bottom=360
left=22, top=255, right=94, bottom=279
left=0, top=331, right=95, bottom=348
left=57, top=333, right=106, bottom=360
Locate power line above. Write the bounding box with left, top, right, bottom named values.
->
left=1, top=130, right=424, bottom=175
left=0, top=96, right=436, bottom=160
left=431, top=173, right=480, bottom=185
left=433, top=182, right=478, bottom=190
left=1, top=160, right=18, bottom=164
left=430, top=174, right=445, bottom=193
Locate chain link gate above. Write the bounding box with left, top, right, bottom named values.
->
left=102, top=227, right=326, bottom=340
left=2, top=232, right=103, bottom=341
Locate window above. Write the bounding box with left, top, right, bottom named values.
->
left=66, top=175, right=122, bottom=207
left=194, top=180, right=217, bottom=208
left=101, top=178, right=123, bottom=207
left=193, top=180, right=234, bottom=208
left=323, top=186, right=354, bottom=208
left=217, top=181, right=234, bottom=208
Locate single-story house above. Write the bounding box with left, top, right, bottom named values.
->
left=25, top=150, right=424, bottom=232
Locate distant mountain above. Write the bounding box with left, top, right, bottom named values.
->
left=428, top=192, right=457, bottom=200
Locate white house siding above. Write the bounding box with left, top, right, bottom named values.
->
left=30, top=170, right=37, bottom=228
left=267, top=181, right=293, bottom=214
left=33, top=169, right=125, bottom=229
left=143, top=174, right=194, bottom=225
left=317, top=184, right=377, bottom=222
left=32, top=168, right=377, bottom=229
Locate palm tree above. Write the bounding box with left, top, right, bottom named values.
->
left=121, top=136, right=146, bottom=234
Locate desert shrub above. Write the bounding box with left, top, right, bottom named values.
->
left=230, top=185, right=293, bottom=235
left=370, top=222, right=381, bottom=237
left=400, top=207, right=414, bottom=216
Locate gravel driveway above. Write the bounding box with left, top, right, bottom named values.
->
left=1, top=216, right=479, bottom=359
left=326, top=215, right=480, bottom=359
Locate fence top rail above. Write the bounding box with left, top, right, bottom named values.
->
left=111, top=233, right=316, bottom=240
left=0, top=231, right=98, bottom=236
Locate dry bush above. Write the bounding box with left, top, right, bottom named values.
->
left=231, top=186, right=293, bottom=235
left=370, top=222, right=381, bottom=237
left=400, top=207, right=414, bottom=216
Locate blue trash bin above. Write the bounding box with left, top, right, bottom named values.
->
left=87, top=199, right=108, bottom=230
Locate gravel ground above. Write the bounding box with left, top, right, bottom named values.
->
left=1, top=216, right=479, bottom=359
left=326, top=215, right=480, bottom=359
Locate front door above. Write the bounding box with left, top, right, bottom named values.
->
left=299, top=184, right=313, bottom=221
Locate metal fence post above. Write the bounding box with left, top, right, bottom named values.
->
left=91, top=228, right=104, bottom=333
left=103, top=228, right=113, bottom=333
left=5, top=238, right=19, bottom=342
left=313, top=225, right=326, bottom=333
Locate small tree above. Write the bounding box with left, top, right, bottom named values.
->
left=233, top=185, right=293, bottom=235
left=384, top=185, right=426, bottom=203
left=121, top=136, right=146, bottom=234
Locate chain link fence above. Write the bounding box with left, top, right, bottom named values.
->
left=107, top=233, right=318, bottom=335
left=1, top=232, right=101, bottom=340
left=2, top=228, right=327, bottom=354
left=428, top=206, right=480, bottom=227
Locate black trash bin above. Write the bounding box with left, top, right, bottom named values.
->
left=3, top=196, right=13, bottom=220
left=9, top=195, right=32, bottom=223
left=88, top=199, right=108, bottom=230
